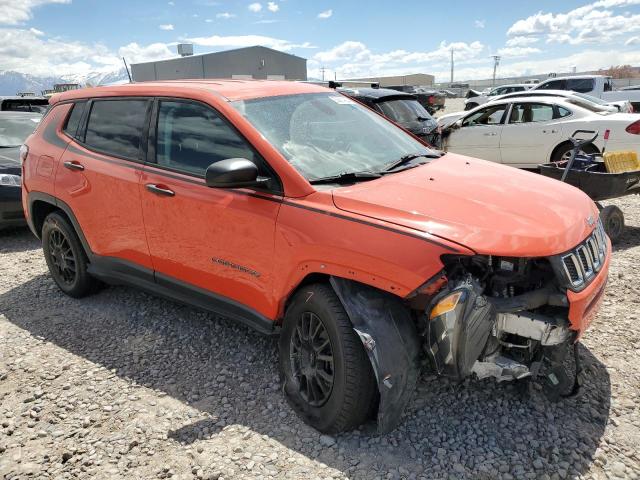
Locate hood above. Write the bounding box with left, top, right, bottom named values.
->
left=0, top=147, right=21, bottom=173
left=332, top=154, right=598, bottom=257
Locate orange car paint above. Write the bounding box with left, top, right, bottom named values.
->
left=24, top=80, right=608, bottom=336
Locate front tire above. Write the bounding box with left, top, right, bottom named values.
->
left=42, top=212, right=99, bottom=298
left=279, top=283, right=378, bottom=433
left=599, top=205, right=624, bottom=243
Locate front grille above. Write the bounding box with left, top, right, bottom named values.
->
left=560, top=220, right=607, bottom=290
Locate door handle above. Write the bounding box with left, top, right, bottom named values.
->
left=483, top=132, right=498, bottom=136
left=543, top=129, right=558, bottom=134
left=145, top=183, right=175, bottom=197
left=63, top=160, right=84, bottom=171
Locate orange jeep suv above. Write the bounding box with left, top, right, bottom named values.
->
left=21, top=81, right=610, bottom=434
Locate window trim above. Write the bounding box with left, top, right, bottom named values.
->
left=147, top=96, right=283, bottom=195
left=77, top=97, right=153, bottom=164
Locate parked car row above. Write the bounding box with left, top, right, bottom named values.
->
left=0, top=111, right=41, bottom=229
left=17, top=79, right=613, bottom=436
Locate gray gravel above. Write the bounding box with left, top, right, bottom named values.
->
left=1, top=196, right=639, bottom=479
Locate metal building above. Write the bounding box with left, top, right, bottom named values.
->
left=131, top=45, right=307, bottom=82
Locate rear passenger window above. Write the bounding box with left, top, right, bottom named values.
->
left=566, top=78, right=595, bottom=93
left=63, top=101, right=86, bottom=139
left=84, top=100, right=148, bottom=160
left=156, top=100, right=256, bottom=176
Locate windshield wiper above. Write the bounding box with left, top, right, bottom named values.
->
left=309, top=171, right=382, bottom=185
left=381, top=152, right=441, bottom=172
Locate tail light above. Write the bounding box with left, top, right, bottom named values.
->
left=428, top=95, right=435, bottom=104
left=626, top=120, right=640, bottom=135
left=19, top=144, right=29, bottom=164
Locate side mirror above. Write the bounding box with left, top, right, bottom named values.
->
left=205, top=158, right=269, bottom=189
left=453, top=119, right=463, bottom=129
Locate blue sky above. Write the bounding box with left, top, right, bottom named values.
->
left=2, top=0, right=640, bottom=81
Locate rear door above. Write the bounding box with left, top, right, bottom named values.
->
left=140, top=98, right=282, bottom=320
left=54, top=98, right=153, bottom=269
left=445, top=103, right=507, bottom=163
left=499, top=102, right=567, bottom=167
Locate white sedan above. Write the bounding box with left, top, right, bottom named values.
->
left=438, top=96, right=640, bottom=169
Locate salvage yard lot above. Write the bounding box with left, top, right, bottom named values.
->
left=0, top=196, right=639, bottom=480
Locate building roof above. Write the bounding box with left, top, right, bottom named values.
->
left=131, top=45, right=308, bottom=67
left=50, top=79, right=329, bottom=104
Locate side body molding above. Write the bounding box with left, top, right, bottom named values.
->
left=330, top=277, right=420, bottom=434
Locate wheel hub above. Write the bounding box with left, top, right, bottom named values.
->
left=48, top=229, right=76, bottom=286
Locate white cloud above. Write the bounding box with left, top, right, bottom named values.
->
left=507, top=0, right=640, bottom=45
left=0, top=27, right=174, bottom=78
left=497, top=46, right=542, bottom=57
left=159, top=24, right=174, bottom=30
left=505, top=36, right=539, bottom=47
left=267, top=1, right=278, bottom=12
left=317, top=9, right=332, bottom=19
left=474, top=19, right=485, bottom=28
left=216, top=12, right=236, bottom=19
left=186, top=34, right=315, bottom=52
left=29, top=27, right=44, bottom=36
left=0, top=0, right=71, bottom=25
left=248, top=2, right=262, bottom=12
left=168, top=0, right=174, bottom=5
left=205, top=18, right=213, bottom=23
left=626, top=35, right=640, bottom=44
left=310, top=40, right=485, bottom=79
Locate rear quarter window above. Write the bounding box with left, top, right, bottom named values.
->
left=63, top=101, right=87, bottom=139
left=84, top=99, right=149, bottom=160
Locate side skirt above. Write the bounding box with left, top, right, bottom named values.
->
left=88, top=256, right=278, bottom=336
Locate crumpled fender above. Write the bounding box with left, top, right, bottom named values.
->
left=330, top=277, right=420, bottom=434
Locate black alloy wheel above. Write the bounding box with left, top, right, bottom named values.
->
left=48, top=228, right=77, bottom=286
left=289, top=311, right=335, bottom=407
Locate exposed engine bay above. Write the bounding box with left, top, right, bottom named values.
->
left=421, top=253, right=583, bottom=400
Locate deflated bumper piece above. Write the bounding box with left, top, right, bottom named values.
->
left=330, top=277, right=420, bottom=434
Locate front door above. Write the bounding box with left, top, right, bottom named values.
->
left=445, top=103, right=507, bottom=163
left=140, top=99, right=283, bottom=320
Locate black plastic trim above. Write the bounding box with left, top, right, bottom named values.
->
left=87, top=257, right=277, bottom=335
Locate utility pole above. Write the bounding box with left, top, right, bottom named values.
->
left=450, top=48, right=454, bottom=84
left=491, top=55, right=501, bottom=86
left=320, top=66, right=326, bottom=81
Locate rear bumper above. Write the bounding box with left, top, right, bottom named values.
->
left=567, top=238, right=611, bottom=337
left=0, top=185, right=25, bottom=229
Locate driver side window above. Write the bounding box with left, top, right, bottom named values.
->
left=462, top=104, right=507, bottom=127
left=156, top=100, right=257, bottom=176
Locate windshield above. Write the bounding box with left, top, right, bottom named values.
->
left=377, top=99, right=433, bottom=124
left=573, top=92, right=608, bottom=106
left=566, top=98, right=613, bottom=114
left=232, top=93, right=435, bottom=181
left=0, top=116, right=40, bottom=147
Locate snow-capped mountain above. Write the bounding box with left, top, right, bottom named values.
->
left=0, top=68, right=129, bottom=96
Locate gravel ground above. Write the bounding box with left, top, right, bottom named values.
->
left=1, top=196, right=639, bottom=480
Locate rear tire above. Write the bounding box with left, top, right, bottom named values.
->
left=551, top=142, right=598, bottom=163
left=42, top=212, right=100, bottom=298
left=599, top=205, right=624, bottom=243
left=279, top=283, right=378, bottom=433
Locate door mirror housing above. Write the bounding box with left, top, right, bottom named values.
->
left=205, top=158, right=269, bottom=189
left=453, top=118, right=463, bottom=129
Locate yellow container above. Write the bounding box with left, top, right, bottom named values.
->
left=603, top=150, right=640, bottom=173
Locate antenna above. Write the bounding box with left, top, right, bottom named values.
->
left=491, top=55, right=501, bottom=86
left=122, top=57, right=132, bottom=83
